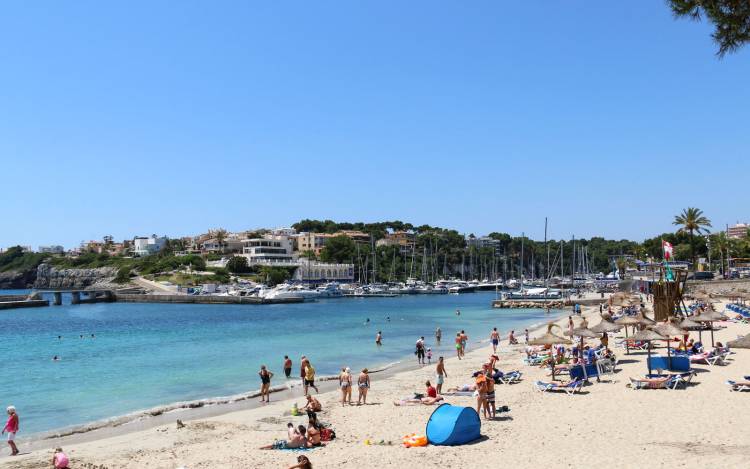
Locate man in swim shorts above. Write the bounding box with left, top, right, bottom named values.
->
left=490, top=327, right=500, bottom=353
left=435, top=356, right=447, bottom=394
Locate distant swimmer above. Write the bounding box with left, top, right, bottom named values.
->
left=386, top=316, right=390, bottom=322
left=375, top=331, right=382, bottom=346
left=435, top=327, right=442, bottom=344
left=79, top=335, right=84, bottom=339
left=57, top=336, right=62, bottom=340
left=52, top=355, right=59, bottom=361
left=91, top=334, right=95, bottom=338
left=365, top=318, right=370, bottom=325
left=455, top=309, right=461, bottom=316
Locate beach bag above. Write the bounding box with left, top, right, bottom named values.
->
left=320, top=428, right=336, bottom=441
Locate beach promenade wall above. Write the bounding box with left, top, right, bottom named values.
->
left=686, top=278, right=750, bottom=294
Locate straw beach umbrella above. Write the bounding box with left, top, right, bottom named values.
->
left=727, top=334, right=750, bottom=349
left=691, top=311, right=721, bottom=346
left=680, top=317, right=705, bottom=343
left=631, top=329, right=666, bottom=375
left=590, top=317, right=621, bottom=350
left=528, top=324, right=571, bottom=380
left=614, top=315, right=641, bottom=354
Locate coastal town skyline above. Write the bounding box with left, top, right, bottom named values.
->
left=2, top=2, right=749, bottom=248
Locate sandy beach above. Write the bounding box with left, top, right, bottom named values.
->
left=3, top=299, right=749, bottom=469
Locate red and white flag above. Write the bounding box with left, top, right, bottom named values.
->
left=662, top=241, right=673, bottom=260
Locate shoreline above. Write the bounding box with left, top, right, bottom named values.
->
left=13, top=308, right=566, bottom=453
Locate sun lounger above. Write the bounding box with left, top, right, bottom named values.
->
left=726, top=380, right=750, bottom=392
left=498, top=371, right=522, bottom=384
left=442, top=391, right=475, bottom=396
left=534, top=379, right=583, bottom=395
left=628, top=376, right=673, bottom=390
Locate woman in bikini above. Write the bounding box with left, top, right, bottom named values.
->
left=357, top=368, right=370, bottom=405
left=259, top=365, right=274, bottom=403
left=455, top=333, right=462, bottom=360
left=339, top=367, right=352, bottom=405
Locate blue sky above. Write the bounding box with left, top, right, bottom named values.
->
left=1, top=1, right=748, bottom=248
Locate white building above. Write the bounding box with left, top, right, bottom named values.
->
left=132, top=235, right=168, bottom=256
left=728, top=223, right=749, bottom=239
left=293, top=261, right=354, bottom=283
left=241, top=233, right=296, bottom=266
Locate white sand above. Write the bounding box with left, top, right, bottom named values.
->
left=4, top=299, right=750, bottom=469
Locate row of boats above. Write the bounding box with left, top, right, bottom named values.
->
left=188, top=277, right=576, bottom=302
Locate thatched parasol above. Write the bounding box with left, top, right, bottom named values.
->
left=727, top=334, right=750, bottom=349
left=528, top=323, right=572, bottom=346
left=528, top=324, right=572, bottom=381
left=590, top=318, right=622, bottom=334
left=632, top=328, right=667, bottom=375
left=614, top=315, right=646, bottom=354
left=691, top=311, right=723, bottom=346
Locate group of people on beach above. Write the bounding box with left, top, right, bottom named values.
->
left=338, top=367, right=371, bottom=405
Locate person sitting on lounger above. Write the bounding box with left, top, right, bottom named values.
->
left=260, top=423, right=310, bottom=450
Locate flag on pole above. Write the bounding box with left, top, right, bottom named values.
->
left=662, top=241, right=673, bottom=260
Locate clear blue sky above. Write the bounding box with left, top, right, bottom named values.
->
left=2, top=1, right=748, bottom=248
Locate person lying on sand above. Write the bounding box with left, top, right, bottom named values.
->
left=393, top=381, right=445, bottom=405
left=260, top=423, right=310, bottom=450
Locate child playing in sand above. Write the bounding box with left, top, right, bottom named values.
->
left=52, top=447, right=70, bottom=469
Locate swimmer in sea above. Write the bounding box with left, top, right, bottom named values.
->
left=375, top=331, right=382, bottom=346
left=456, top=309, right=461, bottom=316
left=52, top=355, right=59, bottom=361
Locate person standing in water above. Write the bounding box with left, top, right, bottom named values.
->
left=259, top=365, right=274, bottom=403
left=435, top=356, right=447, bottom=394
left=2, top=406, right=19, bottom=456
left=435, top=327, right=442, bottom=344
left=455, top=333, right=462, bottom=359
left=415, top=337, right=426, bottom=365
left=283, top=355, right=292, bottom=379
left=490, top=327, right=500, bottom=353
left=375, top=331, right=382, bottom=346
left=460, top=330, right=468, bottom=356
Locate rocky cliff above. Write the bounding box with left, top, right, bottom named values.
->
left=0, top=269, right=37, bottom=289
left=33, top=263, right=118, bottom=289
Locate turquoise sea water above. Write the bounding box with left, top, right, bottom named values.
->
left=0, top=290, right=556, bottom=435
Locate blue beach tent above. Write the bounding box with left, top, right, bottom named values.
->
left=426, top=403, right=481, bottom=446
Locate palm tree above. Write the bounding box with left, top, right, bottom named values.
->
left=673, top=208, right=712, bottom=271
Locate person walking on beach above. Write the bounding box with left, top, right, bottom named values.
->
left=455, top=333, right=462, bottom=360
left=435, top=327, right=442, bottom=344
left=524, top=328, right=529, bottom=344
left=338, top=367, right=352, bottom=406
left=304, top=361, right=319, bottom=395
left=2, top=406, right=19, bottom=456
left=357, top=368, right=370, bottom=405
left=283, top=356, right=292, bottom=379
left=490, top=327, right=500, bottom=353
left=300, top=356, right=308, bottom=389
left=415, top=337, right=426, bottom=365
left=375, top=331, right=382, bottom=346
left=460, top=330, right=468, bottom=355
left=435, top=357, right=447, bottom=394
left=568, top=316, right=574, bottom=337
left=484, top=370, right=496, bottom=419
left=259, top=365, right=274, bottom=403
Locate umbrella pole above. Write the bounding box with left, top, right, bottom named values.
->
left=710, top=326, right=715, bottom=347
left=625, top=328, right=630, bottom=355
left=647, top=341, right=652, bottom=376
left=667, top=339, right=672, bottom=370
